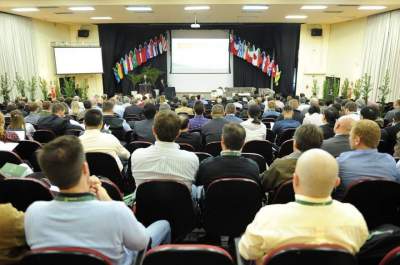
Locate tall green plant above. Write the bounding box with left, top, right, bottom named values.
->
left=360, top=73, right=372, bottom=105
left=333, top=79, right=340, bottom=98
left=27, top=76, right=37, bottom=101
left=353, top=79, right=362, bottom=100
left=322, top=79, right=329, bottom=100
left=54, top=80, right=61, bottom=99
left=78, top=80, right=89, bottom=100
left=311, top=79, right=319, bottom=96
left=378, top=70, right=390, bottom=117
left=0, top=73, right=12, bottom=103
left=39, top=77, right=48, bottom=100
left=14, top=72, right=26, bottom=97
left=63, top=78, right=75, bottom=98
left=341, top=78, right=350, bottom=99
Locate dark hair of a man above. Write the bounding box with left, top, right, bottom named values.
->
left=308, top=105, right=320, bottom=115
left=178, top=114, right=190, bottom=130
left=83, top=100, right=92, bottom=110
left=360, top=106, right=379, bottom=121
left=6, top=103, right=17, bottom=113
left=394, top=111, right=400, bottom=123
left=84, top=109, right=103, bottom=127
left=28, top=102, right=39, bottom=112
left=102, top=101, right=114, bottom=113
left=51, top=103, right=65, bottom=114
left=345, top=101, right=357, bottom=112
left=248, top=104, right=261, bottom=125
left=331, top=103, right=342, bottom=113
left=323, top=107, right=339, bottom=125
left=153, top=111, right=181, bottom=142
left=143, top=103, right=157, bottom=119
left=283, top=105, right=293, bottom=113
left=222, top=123, right=246, bottom=150
left=294, top=124, right=324, bottom=152
left=193, top=101, right=205, bottom=115
left=42, top=101, right=51, bottom=110
left=37, top=136, right=85, bottom=189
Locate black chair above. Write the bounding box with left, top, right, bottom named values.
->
left=125, top=114, right=144, bottom=122
left=0, top=150, right=23, bottom=168
left=263, top=244, right=356, bottom=265
left=204, top=141, right=222, bottom=157
left=378, top=140, right=393, bottom=155
left=276, top=128, right=296, bottom=146
left=203, top=178, right=263, bottom=237
left=135, top=181, right=196, bottom=241
left=178, top=143, right=195, bottom=152
left=195, top=152, right=212, bottom=163
left=277, top=139, right=294, bottom=158
left=65, top=129, right=83, bottom=136
left=86, top=152, right=135, bottom=194
left=266, top=129, right=275, bottom=143
left=379, top=246, right=400, bottom=265
left=20, top=247, right=112, bottom=265
left=262, top=117, right=277, bottom=123
left=32, top=130, right=56, bottom=144
left=342, top=179, right=400, bottom=229
left=143, top=244, right=234, bottom=265
left=242, top=140, right=274, bottom=165
left=13, top=140, right=42, bottom=172
left=242, top=153, right=267, bottom=173
left=0, top=178, right=53, bottom=211
left=126, top=141, right=152, bottom=153
left=270, top=180, right=294, bottom=204
left=110, top=128, right=126, bottom=142
left=124, top=130, right=136, bottom=143
left=100, top=179, right=123, bottom=201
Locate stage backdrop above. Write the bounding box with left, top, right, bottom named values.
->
left=99, top=24, right=300, bottom=97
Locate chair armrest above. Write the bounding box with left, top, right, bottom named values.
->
left=234, top=237, right=255, bottom=265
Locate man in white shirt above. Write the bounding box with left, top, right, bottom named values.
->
left=341, top=101, right=360, bottom=121
left=79, top=109, right=130, bottom=171
left=239, top=149, right=368, bottom=265
left=131, top=111, right=199, bottom=191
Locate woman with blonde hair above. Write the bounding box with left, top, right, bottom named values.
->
left=0, top=112, right=20, bottom=142
left=70, top=101, right=80, bottom=116
left=8, top=110, right=35, bottom=139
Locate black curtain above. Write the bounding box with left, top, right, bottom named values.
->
left=99, top=23, right=300, bottom=97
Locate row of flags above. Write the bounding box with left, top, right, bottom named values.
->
left=113, top=34, right=168, bottom=83
left=229, top=34, right=281, bottom=85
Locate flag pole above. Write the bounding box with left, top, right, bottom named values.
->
left=270, top=49, right=275, bottom=93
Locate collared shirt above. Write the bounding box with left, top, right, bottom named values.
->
left=221, top=150, right=241, bottom=157
left=335, top=149, right=400, bottom=198
left=272, top=119, right=301, bottom=136
left=303, top=113, right=324, bottom=126
left=131, top=141, right=199, bottom=190
left=340, top=113, right=360, bottom=121
left=239, top=194, right=369, bottom=265
left=25, top=193, right=149, bottom=265
left=224, top=114, right=243, bottom=124
left=241, top=119, right=267, bottom=142
left=188, top=115, right=209, bottom=131
left=79, top=129, right=130, bottom=171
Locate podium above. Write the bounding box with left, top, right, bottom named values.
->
left=138, top=83, right=153, bottom=95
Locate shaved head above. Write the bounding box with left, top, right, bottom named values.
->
left=294, top=149, right=339, bottom=198
left=335, top=117, right=355, bottom=135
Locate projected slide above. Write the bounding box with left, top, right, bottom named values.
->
left=54, top=47, right=103, bottom=74
left=171, top=35, right=230, bottom=74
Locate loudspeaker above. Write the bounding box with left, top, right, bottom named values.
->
left=311, top=28, right=323, bottom=37
left=164, top=87, right=176, bottom=100
left=78, top=29, right=90, bottom=38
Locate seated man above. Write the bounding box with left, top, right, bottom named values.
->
left=25, top=136, right=170, bottom=265
left=201, top=104, right=229, bottom=144
left=321, top=117, right=354, bottom=157
left=224, top=103, right=243, bottom=124
left=176, top=114, right=202, bottom=151
left=335, top=120, right=400, bottom=198
left=175, top=99, right=194, bottom=115
left=102, top=100, right=131, bottom=132
left=24, top=102, right=41, bottom=125
left=77, top=100, right=92, bottom=121
left=197, top=123, right=259, bottom=189
left=384, top=99, right=400, bottom=122
left=272, top=105, right=301, bottom=136
left=239, top=149, right=369, bottom=264
left=123, top=98, right=143, bottom=119
left=0, top=204, right=27, bottom=264
left=131, top=111, right=199, bottom=190
left=276, top=99, right=304, bottom=123
left=79, top=109, right=130, bottom=172
left=381, top=111, right=400, bottom=154
left=262, top=124, right=323, bottom=191
left=188, top=101, right=209, bottom=131
left=341, top=101, right=360, bottom=121
left=131, top=103, right=156, bottom=143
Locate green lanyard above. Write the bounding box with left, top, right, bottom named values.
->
left=295, top=199, right=333, bottom=206
left=55, top=193, right=96, bottom=202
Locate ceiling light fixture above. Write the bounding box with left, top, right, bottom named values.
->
left=358, top=5, right=386, bottom=10
left=301, top=5, right=328, bottom=10
left=285, top=15, right=308, bottom=19
left=11, top=7, right=39, bottom=12
left=126, top=6, right=152, bottom=12
left=242, top=5, right=269, bottom=11
left=91, top=16, right=112, bottom=20
left=184, top=6, right=210, bottom=11
left=69, top=6, right=95, bottom=11
left=191, top=16, right=200, bottom=28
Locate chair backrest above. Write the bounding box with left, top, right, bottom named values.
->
left=33, top=130, right=56, bottom=144
left=13, top=140, right=42, bottom=172
left=143, top=244, right=234, bottom=265
left=125, top=114, right=144, bottom=122
left=178, top=143, right=195, bottom=152
left=0, top=178, right=53, bottom=211
left=270, top=180, right=295, bottom=204
left=65, top=129, right=83, bottom=136
left=126, top=141, right=152, bottom=153
left=379, top=246, right=400, bottom=265
left=0, top=150, right=23, bottom=168
left=135, top=180, right=196, bottom=241
left=204, top=178, right=263, bottom=237
left=242, top=153, right=267, bottom=173
left=110, top=128, right=126, bottom=141
left=242, top=140, right=274, bottom=165
left=262, top=117, right=277, bottom=123
left=277, top=139, right=294, bottom=158
left=204, top=141, right=222, bottom=157
left=195, top=152, right=213, bottom=163
left=266, top=128, right=275, bottom=143
left=378, top=140, right=393, bottom=155
left=276, top=128, right=296, bottom=146
left=20, top=247, right=112, bottom=265
left=263, top=244, right=356, bottom=265
left=100, top=179, right=123, bottom=201
left=342, top=179, right=400, bottom=230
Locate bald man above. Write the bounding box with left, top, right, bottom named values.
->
left=321, top=117, right=354, bottom=157
left=239, top=149, right=368, bottom=265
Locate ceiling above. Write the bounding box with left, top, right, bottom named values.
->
left=0, top=0, right=399, bottom=25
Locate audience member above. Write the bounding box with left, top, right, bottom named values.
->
left=24, top=102, right=40, bottom=125
left=224, top=103, right=243, bottom=123
left=197, top=123, right=259, bottom=188
left=385, top=99, right=400, bottom=122
left=320, top=107, right=339, bottom=139
left=262, top=124, right=323, bottom=191
left=276, top=99, right=304, bottom=123
left=131, top=103, right=156, bottom=143
left=175, top=99, right=194, bottom=115
left=202, top=104, right=229, bottom=144
left=303, top=105, right=323, bottom=126
left=239, top=149, right=369, bottom=264
left=360, top=105, right=383, bottom=127
left=102, top=101, right=131, bottom=132
left=123, top=98, right=143, bottom=119
left=335, top=120, right=400, bottom=198
left=77, top=100, right=92, bottom=121
left=188, top=101, right=209, bottom=131
left=176, top=114, right=202, bottom=151
left=158, top=102, right=171, bottom=113
left=321, top=117, right=354, bottom=157
left=70, top=101, right=80, bottom=117
left=272, top=106, right=301, bottom=136
left=8, top=110, right=35, bottom=138
left=262, top=100, right=280, bottom=118
left=342, top=101, right=360, bottom=121
left=131, top=111, right=199, bottom=190
left=241, top=104, right=266, bottom=142
left=38, top=101, right=52, bottom=117
left=381, top=111, right=400, bottom=155
left=25, top=136, right=170, bottom=265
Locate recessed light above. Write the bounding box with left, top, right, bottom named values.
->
left=358, top=5, right=386, bottom=10
left=126, top=6, right=152, bottom=12
left=301, top=5, right=328, bottom=10
left=191, top=23, right=201, bottom=28
left=242, top=5, right=269, bottom=11
left=91, top=16, right=112, bottom=20
left=184, top=6, right=210, bottom=11
left=285, top=15, right=308, bottom=19
left=11, top=7, right=39, bottom=12
left=69, top=6, right=95, bottom=11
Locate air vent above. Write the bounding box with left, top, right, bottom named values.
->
left=38, top=6, right=59, bottom=9
left=55, top=12, right=74, bottom=15
left=324, top=10, right=344, bottom=13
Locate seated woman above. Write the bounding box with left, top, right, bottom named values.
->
left=7, top=110, right=35, bottom=139
left=320, top=107, right=339, bottom=139
left=241, top=104, right=266, bottom=142
left=303, top=105, right=323, bottom=126
left=0, top=112, right=20, bottom=143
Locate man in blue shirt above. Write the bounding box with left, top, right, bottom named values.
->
left=224, top=103, right=243, bottom=124
left=188, top=101, right=209, bottom=131
left=335, top=120, right=400, bottom=199
left=25, top=136, right=170, bottom=265
left=272, top=105, right=301, bottom=136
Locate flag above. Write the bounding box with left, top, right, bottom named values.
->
left=153, top=37, right=158, bottom=56
left=242, top=41, right=248, bottom=60
left=131, top=50, right=138, bottom=68
left=122, top=58, right=128, bottom=75
left=135, top=48, right=142, bottom=66
left=161, top=34, right=168, bottom=52
left=141, top=44, right=147, bottom=64
left=272, top=64, right=277, bottom=77
left=158, top=35, right=163, bottom=54
left=229, top=33, right=237, bottom=55
left=246, top=43, right=253, bottom=63
left=267, top=59, right=275, bottom=76
left=233, top=36, right=240, bottom=56
left=148, top=40, right=154, bottom=58
left=274, top=64, right=281, bottom=85
left=129, top=50, right=135, bottom=69
left=237, top=40, right=243, bottom=58
left=256, top=49, right=263, bottom=68
left=113, top=66, right=120, bottom=83
left=252, top=47, right=260, bottom=67
left=117, top=62, right=124, bottom=79
left=126, top=54, right=132, bottom=71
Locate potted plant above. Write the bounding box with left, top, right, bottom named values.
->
left=78, top=80, right=89, bottom=100
left=63, top=78, right=75, bottom=98
left=377, top=70, right=390, bottom=117
left=360, top=73, right=372, bottom=105
left=28, top=76, right=37, bottom=101
left=39, top=77, right=48, bottom=100
left=14, top=72, right=26, bottom=98
left=341, top=78, right=350, bottom=99
left=0, top=73, right=11, bottom=103
left=353, top=79, right=362, bottom=100
left=322, top=79, right=329, bottom=100
left=311, top=79, right=319, bottom=97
